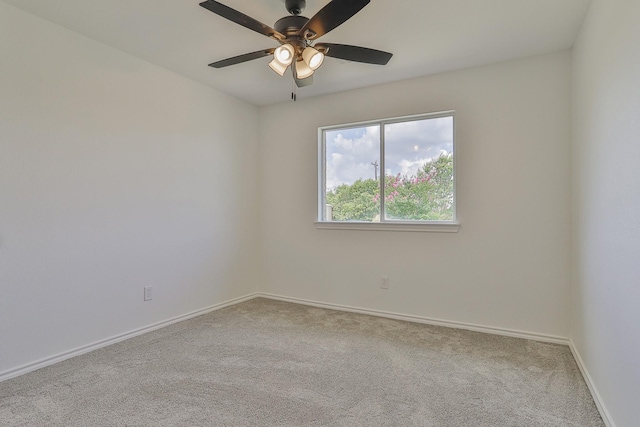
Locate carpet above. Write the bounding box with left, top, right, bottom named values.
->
left=0, top=298, right=604, bottom=426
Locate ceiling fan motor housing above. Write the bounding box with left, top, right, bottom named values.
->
left=274, top=15, right=309, bottom=38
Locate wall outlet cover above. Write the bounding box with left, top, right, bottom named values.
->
left=144, top=286, right=153, bottom=301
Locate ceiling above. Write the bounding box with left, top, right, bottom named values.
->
left=3, top=0, right=591, bottom=106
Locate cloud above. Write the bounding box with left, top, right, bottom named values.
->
left=384, top=116, right=453, bottom=176
left=326, top=126, right=380, bottom=190
left=325, top=116, right=453, bottom=190
left=398, top=158, right=431, bottom=176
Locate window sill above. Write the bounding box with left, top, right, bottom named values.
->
left=314, top=221, right=460, bottom=233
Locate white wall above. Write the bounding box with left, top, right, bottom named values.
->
left=258, top=51, right=572, bottom=339
left=4, top=3, right=636, bottom=423
left=0, top=3, right=259, bottom=375
left=571, top=1, right=640, bottom=425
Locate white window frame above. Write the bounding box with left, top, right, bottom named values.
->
left=316, top=111, right=460, bottom=232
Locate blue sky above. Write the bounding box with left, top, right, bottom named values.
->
left=325, top=116, right=453, bottom=190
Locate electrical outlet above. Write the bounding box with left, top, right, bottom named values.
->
left=381, top=276, right=389, bottom=289
left=144, top=286, right=153, bottom=301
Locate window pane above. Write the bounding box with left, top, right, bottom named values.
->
left=383, top=116, right=454, bottom=221
left=324, top=125, right=381, bottom=222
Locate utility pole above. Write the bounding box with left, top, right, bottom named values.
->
left=371, top=160, right=379, bottom=180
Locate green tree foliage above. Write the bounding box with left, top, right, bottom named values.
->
left=326, top=153, right=453, bottom=221
left=326, top=178, right=379, bottom=221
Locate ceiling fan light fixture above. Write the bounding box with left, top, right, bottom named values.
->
left=201, top=0, right=393, bottom=92
left=269, top=58, right=288, bottom=76
left=295, top=59, right=314, bottom=79
left=274, top=44, right=295, bottom=66
left=302, top=46, right=324, bottom=70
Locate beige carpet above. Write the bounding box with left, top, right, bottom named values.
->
left=0, top=298, right=604, bottom=426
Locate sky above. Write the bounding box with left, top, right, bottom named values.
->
left=325, top=116, right=453, bottom=190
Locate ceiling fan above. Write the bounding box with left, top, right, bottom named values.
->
left=199, top=0, right=393, bottom=88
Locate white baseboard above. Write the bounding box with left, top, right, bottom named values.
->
left=0, top=293, right=258, bottom=383
left=569, top=340, right=616, bottom=427
left=255, top=293, right=570, bottom=345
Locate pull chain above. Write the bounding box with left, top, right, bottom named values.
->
left=291, top=79, right=297, bottom=101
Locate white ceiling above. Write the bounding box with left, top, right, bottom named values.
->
left=3, top=0, right=591, bottom=106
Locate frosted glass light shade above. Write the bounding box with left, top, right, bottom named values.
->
left=274, top=44, right=295, bottom=66
left=302, top=47, right=324, bottom=70
left=269, top=58, right=287, bottom=76
left=295, top=60, right=314, bottom=79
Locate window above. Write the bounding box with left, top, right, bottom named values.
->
left=318, top=111, right=457, bottom=231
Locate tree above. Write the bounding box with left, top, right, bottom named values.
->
left=326, top=152, right=453, bottom=221
left=326, top=178, right=378, bottom=221
left=385, top=152, right=454, bottom=220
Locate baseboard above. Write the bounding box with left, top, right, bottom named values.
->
left=0, top=293, right=258, bottom=383
left=569, top=340, right=616, bottom=427
left=255, top=293, right=569, bottom=345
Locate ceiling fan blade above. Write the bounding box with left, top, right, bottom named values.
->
left=300, top=0, right=370, bottom=40
left=315, top=43, right=392, bottom=65
left=199, top=1, right=285, bottom=41
left=209, top=48, right=275, bottom=68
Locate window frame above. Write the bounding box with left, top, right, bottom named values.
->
left=316, top=111, right=459, bottom=232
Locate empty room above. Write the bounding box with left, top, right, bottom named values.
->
left=1, top=0, right=638, bottom=426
